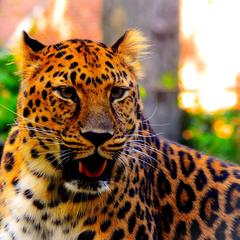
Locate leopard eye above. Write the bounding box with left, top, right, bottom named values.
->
left=55, top=86, right=77, bottom=101
left=110, top=87, right=128, bottom=102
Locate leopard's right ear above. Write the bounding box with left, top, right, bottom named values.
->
left=22, top=31, right=45, bottom=53
left=21, top=31, right=46, bottom=62
left=13, top=31, right=46, bottom=75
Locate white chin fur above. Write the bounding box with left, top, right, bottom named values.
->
left=64, top=180, right=110, bottom=194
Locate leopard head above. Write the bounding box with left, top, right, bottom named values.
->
left=16, top=30, right=148, bottom=195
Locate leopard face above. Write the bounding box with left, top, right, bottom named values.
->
left=16, top=30, right=147, bottom=195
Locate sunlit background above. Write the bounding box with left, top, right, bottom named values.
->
left=179, top=0, right=239, bottom=112
left=0, top=0, right=239, bottom=161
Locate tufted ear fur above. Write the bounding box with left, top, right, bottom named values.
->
left=111, top=29, right=149, bottom=77
left=13, top=31, right=46, bottom=76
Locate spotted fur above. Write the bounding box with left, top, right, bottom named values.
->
left=0, top=30, right=239, bottom=240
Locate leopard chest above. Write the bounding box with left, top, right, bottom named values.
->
left=1, top=175, right=158, bottom=240
left=1, top=175, right=97, bottom=240
left=3, top=194, right=81, bottom=240
left=3, top=192, right=156, bottom=240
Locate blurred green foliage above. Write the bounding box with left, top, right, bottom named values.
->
left=0, top=50, right=20, bottom=141
left=139, top=84, right=147, bottom=99
left=159, top=71, right=177, bottom=90
left=181, top=110, right=240, bottom=163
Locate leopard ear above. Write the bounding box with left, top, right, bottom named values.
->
left=22, top=31, right=45, bottom=53
left=111, top=29, right=149, bottom=77
left=13, top=31, right=46, bottom=75
left=21, top=31, right=45, bottom=62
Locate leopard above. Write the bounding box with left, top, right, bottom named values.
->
left=0, top=29, right=240, bottom=240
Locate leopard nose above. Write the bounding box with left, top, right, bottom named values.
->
left=81, top=131, right=113, bottom=147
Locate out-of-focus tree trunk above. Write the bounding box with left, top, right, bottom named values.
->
left=103, top=0, right=180, bottom=140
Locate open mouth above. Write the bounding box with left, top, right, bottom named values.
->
left=61, top=147, right=115, bottom=193
left=79, top=154, right=107, bottom=178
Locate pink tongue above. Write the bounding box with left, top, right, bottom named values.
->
left=79, top=160, right=107, bottom=178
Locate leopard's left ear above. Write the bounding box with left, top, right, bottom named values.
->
left=111, top=29, right=149, bottom=77
left=13, top=31, right=46, bottom=75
